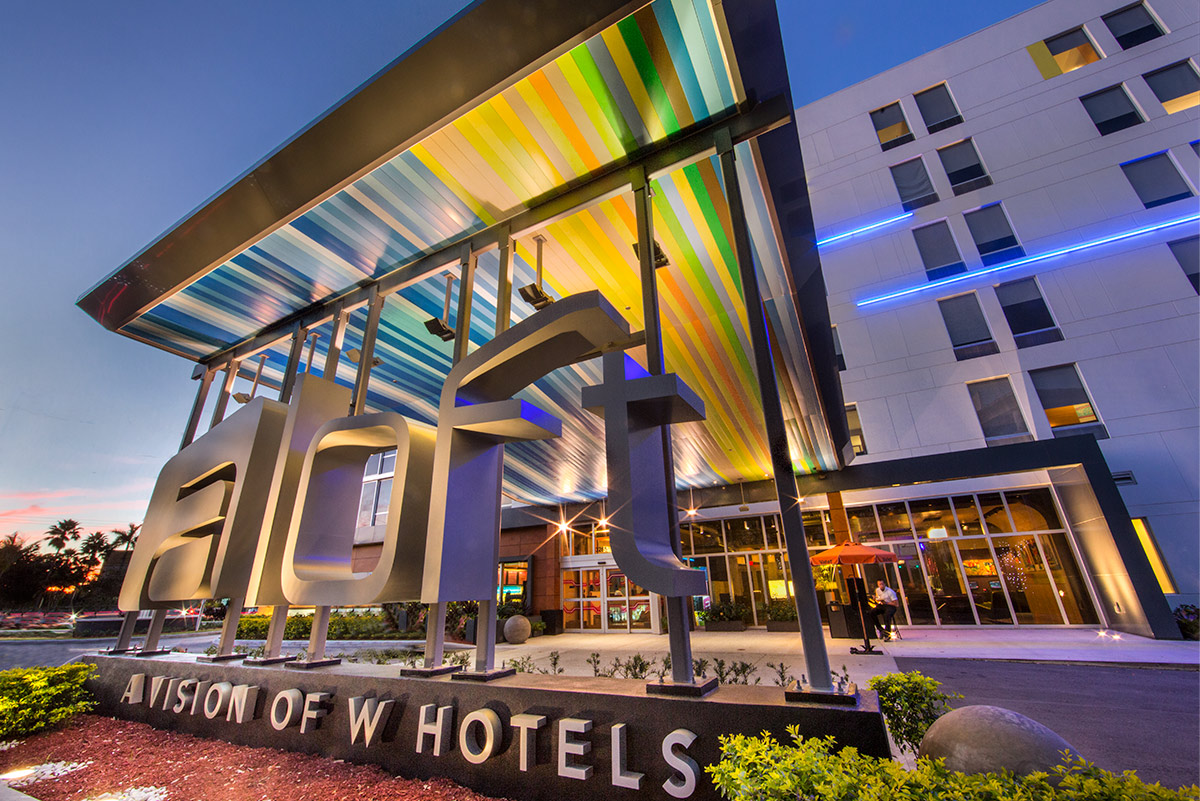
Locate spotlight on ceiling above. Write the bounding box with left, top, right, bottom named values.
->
left=425, top=275, right=458, bottom=341
left=519, top=235, right=556, bottom=310
left=345, top=348, right=383, bottom=366
left=632, top=240, right=670, bottom=269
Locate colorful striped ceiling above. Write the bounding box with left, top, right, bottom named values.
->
left=111, top=0, right=840, bottom=503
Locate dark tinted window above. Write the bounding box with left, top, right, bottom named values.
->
left=913, top=221, right=966, bottom=280
left=914, top=84, right=962, bottom=133
left=1103, top=4, right=1163, bottom=50
left=1080, top=86, right=1143, bottom=135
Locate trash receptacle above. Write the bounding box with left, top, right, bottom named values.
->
left=539, top=609, right=564, bottom=635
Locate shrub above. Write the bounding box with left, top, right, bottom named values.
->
left=0, top=664, right=96, bottom=739
left=765, top=600, right=797, bottom=622
left=237, top=612, right=401, bottom=641
left=698, top=602, right=750, bottom=624
left=1174, top=604, right=1199, bottom=640
left=708, top=728, right=1199, bottom=801
left=867, top=670, right=960, bottom=756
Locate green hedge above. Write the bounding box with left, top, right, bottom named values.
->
left=707, top=728, right=1199, bottom=801
left=237, top=612, right=411, bottom=641
left=0, top=663, right=96, bottom=739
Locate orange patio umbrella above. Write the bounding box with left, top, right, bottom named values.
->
left=809, top=541, right=899, bottom=566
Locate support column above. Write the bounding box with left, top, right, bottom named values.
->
left=473, top=599, right=497, bottom=672
left=351, top=289, right=384, bottom=415
left=324, top=303, right=349, bottom=379
left=634, top=168, right=694, bottom=686
left=279, top=324, right=308, bottom=404
left=716, top=135, right=833, bottom=692
left=179, top=367, right=215, bottom=450
left=208, top=360, right=240, bottom=429
left=302, top=604, right=339, bottom=666
left=136, top=608, right=170, bottom=656
left=423, top=602, right=447, bottom=668
left=110, top=609, right=139, bottom=653
left=495, top=232, right=513, bottom=336
left=452, top=248, right=476, bottom=364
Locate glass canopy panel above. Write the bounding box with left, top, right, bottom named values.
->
left=119, top=0, right=739, bottom=356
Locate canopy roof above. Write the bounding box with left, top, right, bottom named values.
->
left=79, top=0, right=848, bottom=504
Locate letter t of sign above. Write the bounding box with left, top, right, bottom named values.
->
left=582, top=351, right=708, bottom=683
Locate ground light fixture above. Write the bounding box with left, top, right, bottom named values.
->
left=424, top=274, right=458, bottom=340
left=518, top=234, right=555, bottom=310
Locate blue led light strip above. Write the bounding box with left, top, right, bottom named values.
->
left=857, top=212, right=1200, bottom=308
left=816, top=211, right=914, bottom=247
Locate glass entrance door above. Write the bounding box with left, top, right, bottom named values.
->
left=563, top=565, right=651, bottom=632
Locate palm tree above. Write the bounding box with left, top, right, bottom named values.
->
left=80, top=531, right=113, bottom=566
left=44, top=519, right=83, bottom=553
left=110, top=523, right=141, bottom=551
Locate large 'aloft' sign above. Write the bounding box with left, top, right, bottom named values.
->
left=121, top=291, right=708, bottom=612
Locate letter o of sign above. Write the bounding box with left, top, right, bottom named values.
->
left=270, top=689, right=305, bottom=731
left=203, top=682, right=233, bottom=720
left=459, top=708, right=503, bottom=764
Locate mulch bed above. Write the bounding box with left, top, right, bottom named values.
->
left=0, top=715, right=507, bottom=801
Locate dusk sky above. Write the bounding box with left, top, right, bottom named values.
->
left=0, top=0, right=1039, bottom=545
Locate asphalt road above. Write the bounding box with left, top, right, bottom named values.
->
left=0, top=633, right=218, bottom=670
left=895, top=657, right=1200, bottom=791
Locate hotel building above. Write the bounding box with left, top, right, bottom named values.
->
left=79, top=0, right=1193, bottom=642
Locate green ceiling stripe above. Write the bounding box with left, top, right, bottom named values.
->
left=684, top=162, right=739, bottom=295
left=616, top=14, right=681, bottom=135
left=637, top=2, right=695, bottom=128
left=569, top=45, right=640, bottom=156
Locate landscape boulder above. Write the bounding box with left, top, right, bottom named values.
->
left=919, top=704, right=1080, bottom=776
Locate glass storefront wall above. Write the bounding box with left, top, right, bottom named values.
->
left=557, top=486, right=1099, bottom=630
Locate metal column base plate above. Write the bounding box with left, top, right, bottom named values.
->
left=102, top=648, right=138, bottom=655
left=645, top=676, right=719, bottom=697
left=243, top=655, right=300, bottom=666
left=134, top=650, right=172, bottom=658
left=451, top=667, right=516, bottom=682
left=399, top=664, right=463, bottom=678
left=784, top=681, right=860, bottom=706
left=196, top=653, right=246, bottom=663
left=284, top=658, right=342, bottom=670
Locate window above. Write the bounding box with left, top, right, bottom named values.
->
left=938, top=293, right=999, bottom=360
left=1168, top=236, right=1199, bottom=293
left=870, top=102, right=914, bottom=151
left=1080, top=85, right=1143, bottom=135
left=937, top=139, right=992, bottom=195
left=964, top=204, right=1024, bottom=265
left=890, top=157, right=939, bottom=210
left=1121, top=153, right=1194, bottom=208
left=968, top=378, right=1032, bottom=445
left=1144, top=61, right=1200, bottom=114
left=1103, top=4, right=1164, bottom=50
left=831, top=325, right=846, bottom=371
left=913, top=221, right=966, bottom=280
left=914, top=84, right=962, bottom=133
left=846, top=404, right=867, bottom=455
left=1029, top=364, right=1106, bottom=438
left=995, top=277, right=1063, bottom=348
left=1131, top=518, right=1177, bottom=594
left=1045, top=29, right=1101, bottom=73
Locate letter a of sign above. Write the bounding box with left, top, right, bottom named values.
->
left=119, top=397, right=288, bottom=610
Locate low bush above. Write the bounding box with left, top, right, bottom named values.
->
left=236, top=611, right=403, bottom=641
left=708, top=728, right=1199, bottom=800
left=0, top=663, right=96, bottom=739
left=698, top=602, right=750, bottom=625
left=867, top=670, right=960, bottom=756
left=765, top=600, right=797, bottom=622
left=1174, top=604, right=1199, bottom=640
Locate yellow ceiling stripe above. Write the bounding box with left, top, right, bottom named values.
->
left=600, top=26, right=667, bottom=142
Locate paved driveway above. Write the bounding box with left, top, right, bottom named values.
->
left=0, top=633, right=217, bottom=670
left=894, top=657, right=1199, bottom=791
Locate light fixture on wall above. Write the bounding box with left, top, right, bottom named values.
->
left=233, top=353, right=268, bottom=404
left=345, top=348, right=382, bottom=367
left=685, top=487, right=699, bottom=517
left=424, top=274, right=457, bottom=340
left=631, top=239, right=670, bottom=269
left=518, top=235, right=555, bottom=310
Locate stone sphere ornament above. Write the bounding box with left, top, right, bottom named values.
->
left=919, top=705, right=1081, bottom=776
left=503, top=614, right=531, bottom=644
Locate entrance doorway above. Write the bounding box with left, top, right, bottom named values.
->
left=562, top=565, right=652, bottom=632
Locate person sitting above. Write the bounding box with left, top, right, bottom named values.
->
left=871, top=580, right=899, bottom=639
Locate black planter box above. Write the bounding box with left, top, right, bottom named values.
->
left=703, top=620, right=747, bottom=632
left=766, top=620, right=799, bottom=632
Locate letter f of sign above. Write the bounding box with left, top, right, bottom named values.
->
left=422, top=291, right=632, bottom=602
